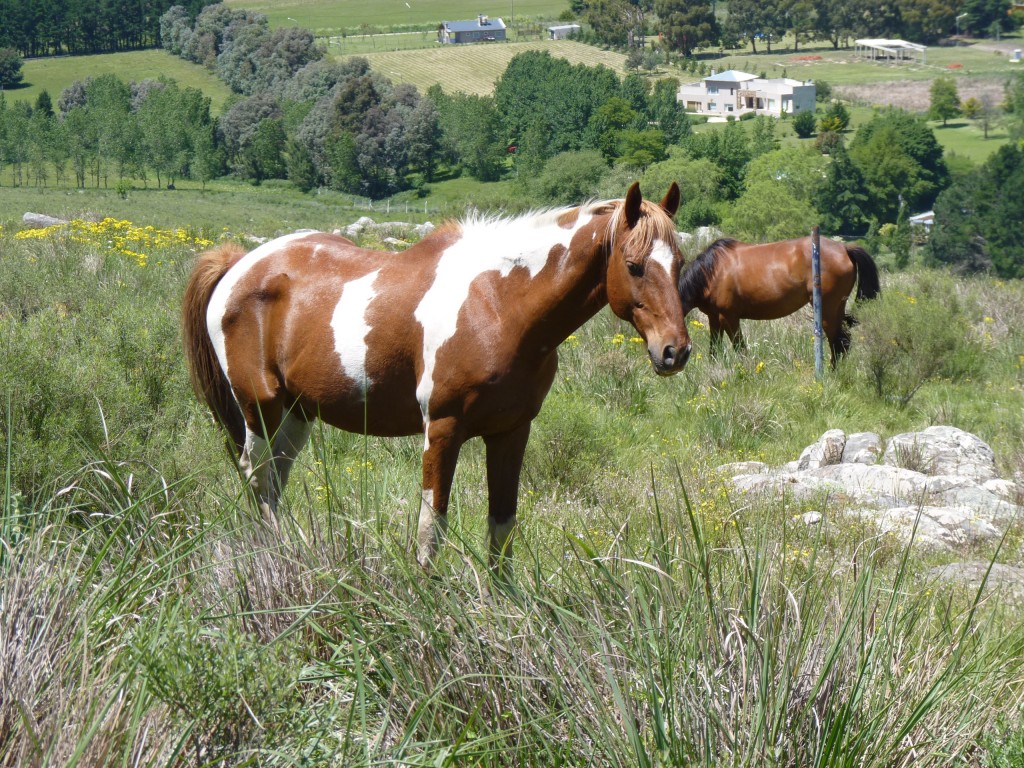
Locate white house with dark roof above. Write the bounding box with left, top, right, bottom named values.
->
left=437, top=15, right=507, bottom=44
left=676, top=69, right=816, bottom=120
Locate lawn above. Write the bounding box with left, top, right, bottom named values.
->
left=10, top=49, right=235, bottom=114
left=352, top=39, right=632, bottom=96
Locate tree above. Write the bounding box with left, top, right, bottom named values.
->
left=721, top=179, right=818, bottom=241
left=641, top=148, right=726, bottom=228
left=814, top=143, right=871, bottom=236
left=617, top=128, right=666, bottom=168
left=928, top=77, right=961, bottom=126
left=533, top=150, right=610, bottom=204
left=236, top=117, right=287, bottom=184
left=649, top=78, right=690, bottom=144
left=1004, top=71, right=1024, bottom=142
left=849, top=110, right=949, bottom=222
left=745, top=145, right=827, bottom=206
left=724, top=0, right=772, bottom=53
left=793, top=109, right=817, bottom=138
left=589, top=96, right=638, bottom=159
left=748, top=115, right=779, bottom=157
left=926, top=144, right=1024, bottom=277
left=958, top=0, right=1014, bottom=37
left=0, top=47, right=24, bottom=88
left=655, top=0, right=720, bottom=57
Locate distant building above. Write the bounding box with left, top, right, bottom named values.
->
left=676, top=69, right=816, bottom=120
left=909, top=211, right=934, bottom=231
left=854, top=38, right=927, bottom=64
left=548, top=23, right=581, bottom=40
left=438, top=15, right=507, bottom=44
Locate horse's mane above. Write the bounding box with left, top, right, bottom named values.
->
left=607, top=197, right=678, bottom=256
left=678, top=238, right=737, bottom=307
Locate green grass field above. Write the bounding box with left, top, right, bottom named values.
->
left=10, top=49, right=235, bottom=113
left=4, top=197, right=1024, bottom=764
left=224, top=0, right=570, bottom=35
left=354, top=39, right=632, bottom=95
left=711, top=37, right=1023, bottom=85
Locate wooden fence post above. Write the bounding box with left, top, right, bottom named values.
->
left=812, top=226, right=824, bottom=379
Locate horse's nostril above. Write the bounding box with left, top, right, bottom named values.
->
left=664, top=345, right=676, bottom=364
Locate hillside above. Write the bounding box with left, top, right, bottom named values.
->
left=351, top=39, right=631, bottom=96
left=14, top=49, right=234, bottom=113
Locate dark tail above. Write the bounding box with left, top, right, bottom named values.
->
left=846, top=244, right=880, bottom=303
left=181, top=243, right=248, bottom=455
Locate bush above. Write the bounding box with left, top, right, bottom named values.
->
left=0, top=47, right=23, bottom=88
left=848, top=275, right=984, bottom=406
left=793, top=109, right=817, bottom=139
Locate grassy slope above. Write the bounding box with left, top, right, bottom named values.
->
left=11, top=50, right=235, bottom=114
left=354, top=39, right=631, bottom=95
left=223, top=0, right=570, bottom=33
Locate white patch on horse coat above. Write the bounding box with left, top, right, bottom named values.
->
left=330, top=269, right=380, bottom=395
left=648, top=239, right=676, bottom=277
left=208, top=231, right=315, bottom=379
left=413, top=211, right=593, bottom=417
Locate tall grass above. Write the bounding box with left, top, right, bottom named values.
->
left=3, top=219, right=1024, bottom=765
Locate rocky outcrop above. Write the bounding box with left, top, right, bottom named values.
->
left=718, top=426, right=1021, bottom=552
left=341, top=216, right=435, bottom=242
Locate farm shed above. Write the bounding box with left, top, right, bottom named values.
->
left=548, top=24, right=581, bottom=40
left=854, top=38, right=927, bottom=64
left=438, top=15, right=507, bottom=44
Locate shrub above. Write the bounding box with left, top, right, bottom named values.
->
left=848, top=276, right=984, bottom=406
left=793, top=109, right=817, bottom=139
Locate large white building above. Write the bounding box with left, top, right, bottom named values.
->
left=676, top=70, right=816, bottom=121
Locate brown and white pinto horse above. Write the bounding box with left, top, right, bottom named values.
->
left=182, top=183, right=690, bottom=574
left=678, top=236, right=880, bottom=366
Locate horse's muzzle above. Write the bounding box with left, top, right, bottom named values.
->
left=652, top=343, right=691, bottom=376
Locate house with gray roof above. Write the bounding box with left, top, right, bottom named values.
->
left=438, top=15, right=507, bottom=44
left=676, top=69, right=816, bottom=121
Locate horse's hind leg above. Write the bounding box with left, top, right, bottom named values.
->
left=237, top=400, right=312, bottom=533
left=271, top=411, right=312, bottom=496
left=823, top=302, right=852, bottom=367
left=484, top=421, right=532, bottom=581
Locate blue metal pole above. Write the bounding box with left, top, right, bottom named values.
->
left=812, top=226, right=824, bottom=379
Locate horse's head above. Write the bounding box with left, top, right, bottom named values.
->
left=606, top=182, right=691, bottom=376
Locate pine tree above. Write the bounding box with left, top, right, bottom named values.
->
left=815, top=144, right=871, bottom=237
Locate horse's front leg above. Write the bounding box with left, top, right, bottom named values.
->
left=483, top=421, right=532, bottom=580
left=417, top=417, right=464, bottom=568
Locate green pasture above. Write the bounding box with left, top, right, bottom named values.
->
left=224, top=0, right=570, bottom=35
left=10, top=49, right=234, bottom=114
left=4, top=192, right=1024, bottom=763
left=353, top=39, right=632, bottom=95
left=709, top=38, right=1023, bottom=85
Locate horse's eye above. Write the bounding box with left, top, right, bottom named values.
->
left=627, top=261, right=644, bottom=278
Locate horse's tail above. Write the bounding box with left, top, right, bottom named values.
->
left=846, top=244, right=881, bottom=303
left=181, top=243, right=248, bottom=455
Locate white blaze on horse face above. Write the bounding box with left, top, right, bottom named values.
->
left=330, top=269, right=380, bottom=395
left=413, top=211, right=593, bottom=422
left=207, top=231, right=314, bottom=378
left=648, top=239, right=677, bottom=277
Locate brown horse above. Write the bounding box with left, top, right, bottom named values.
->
left=677, top=236, right=880, bottom=366
left=182, top=183, right=690, bottom=575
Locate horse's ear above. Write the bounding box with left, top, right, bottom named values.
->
left=660, top=182, right=680, bottom=218
left=624, top=182, right=643, bottom=229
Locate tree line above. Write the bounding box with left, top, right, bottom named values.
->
left=0, top=2, right=1021, bottom=277
left=0, top=0, right=216, bottom=57
left=574, top=0, right=1021, bottom=56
